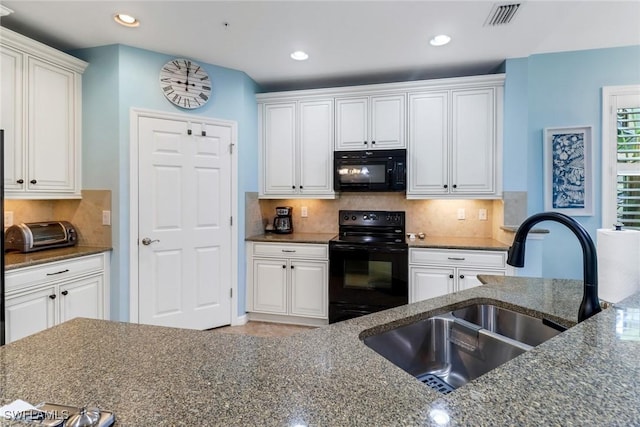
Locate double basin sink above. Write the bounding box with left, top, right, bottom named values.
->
left=363, top=303, right=568, bottom=394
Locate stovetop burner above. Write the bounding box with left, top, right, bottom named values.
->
left=332, top=210, right=406, bottom=246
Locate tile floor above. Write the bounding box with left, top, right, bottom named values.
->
left=212, top=321, right=317, bottom=338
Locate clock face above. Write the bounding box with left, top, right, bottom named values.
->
left=159, top=58, right=211, bottom=109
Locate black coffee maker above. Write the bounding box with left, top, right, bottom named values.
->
left=273, top=206, right=293, bottom=234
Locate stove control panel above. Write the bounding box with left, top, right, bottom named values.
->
left=339, top=210, right=405, bottom=227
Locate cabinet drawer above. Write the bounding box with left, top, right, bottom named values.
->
left=252, top=243, right=328, bottom=260
left=409, top=248, right=506, bottom=268
left=6, top=253, right=105, bottom=293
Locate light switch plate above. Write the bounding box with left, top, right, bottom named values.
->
left=102, top=210, right=111, bottom=226
left=457, top=208, right=465, bottom=220
left=4, top=211, right=13, bottom=227
left=301, top=206, right=308, bottom=218
left=479, top=209, right=487, bottom=220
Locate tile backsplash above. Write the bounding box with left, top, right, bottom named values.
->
left=4, top=189, right=112, bottom=247
left=249, top=192, right=502, bottom=239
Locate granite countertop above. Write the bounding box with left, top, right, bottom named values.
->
left=2, top=276, right=639, bottom=425
left=5, top=246, right=112, bottom=271
left=407, top=235, right=510, bottom=251
left=245, top=232, right=336, bottom=244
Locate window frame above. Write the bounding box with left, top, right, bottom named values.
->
left=602, top=85, right=640, bottom=228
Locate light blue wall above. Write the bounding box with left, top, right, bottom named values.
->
left=504, top=45, right=640, bottom=279
left=72, top=45, right=259, bottom=321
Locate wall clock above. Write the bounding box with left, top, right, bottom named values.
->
left=159, top=58, right=211, bottom=109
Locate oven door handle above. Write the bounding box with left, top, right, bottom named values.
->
left=330, top=244, right=407, bottom=253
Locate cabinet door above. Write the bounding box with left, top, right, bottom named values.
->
left=252, top=258, right=288, bottom=314
left=407, top=92, right=449, bottom=195
left=335, top=97, right=368, bottom=150
left=298, top=100, right=334, bottom=196
left=290, top=260, right=328, bottom=318
left=5, top=286, right=57, bottom=343
left=409, top=266, right=455, bottom=303
left=1, top=45, right=25, bottom=192
left=262, top=103, right=297, bottom=196
left=27, top=57, right=78, bottom=193
left=59, top=274, right=104, bottom=323
left=451, top=88, right=495, bottom=194
left=457, top=268, right=505, bottom=291
left=370, top=94, right=406, bottom=149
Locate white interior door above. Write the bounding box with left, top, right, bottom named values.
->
left=137, top=115, right=232, bottom=329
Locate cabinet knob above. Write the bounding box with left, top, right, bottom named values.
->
left=291, top=265, right=295, bottom=269
left=30, top=179, right=37, bottom=184
left=292, top=185, right=296, bottom=189
left=16, top=179, right=24, bottom=184
left=460, top=274, right=465, bottom=279
left=453, top=184, right=457, bottom=189
left=201, top=130, right=206, bottom=136
left=61, top=290, right=68, bottom=296
left=449, top=274, right=454, bottom=279
left=363, top=141, right=368, bottom=145
left=443, top=184, right=448, bottom=189
left=49, top=294, right=57, bottom=300
left=282, top=265, right=286, bottom=269
left=299, top=185, right=303, bottom=189
left=371, top=140, right=376, bottom=145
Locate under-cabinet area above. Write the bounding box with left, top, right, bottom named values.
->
left=4, top=251, right=110, bottom=343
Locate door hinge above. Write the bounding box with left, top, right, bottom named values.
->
left=229, top=143, right=235, bottom=154
left=230, top=216, right=233, bottom=226
left=230, top=288, right=233, bottom=298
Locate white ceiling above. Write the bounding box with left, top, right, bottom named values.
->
left=2, top=1, right=639, bottom=91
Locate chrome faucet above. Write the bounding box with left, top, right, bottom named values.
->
left=506, top=212, right=601, bottom=322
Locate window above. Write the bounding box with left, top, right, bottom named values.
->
left=602, top=86, right=640, bottom=229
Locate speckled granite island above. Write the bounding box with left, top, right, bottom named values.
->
left=1, top=276, right=639, bottom=426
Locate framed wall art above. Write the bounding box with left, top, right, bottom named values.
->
left=543, top=126, right=593, bottom=216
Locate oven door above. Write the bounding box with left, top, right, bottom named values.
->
left=329, top=243, right=408, bottom=322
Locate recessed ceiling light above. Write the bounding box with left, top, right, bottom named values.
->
left=114, top=13, right=140, bottom=28
left=429, top=34, right=451, bottom=47
left=290, top=51, right=309, bottom=61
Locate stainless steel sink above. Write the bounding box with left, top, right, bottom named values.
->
left=451, top=304, right=566, bottom=347
left=363, top=304, right=567, bottom=394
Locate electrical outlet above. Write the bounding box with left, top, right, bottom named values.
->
left=457, top=208, right=466, bottom=220
left=479, top=209, right=487, bottom=220
left=301, top=206, right=308, bottom=218
left=4, top=211, right=13, bottom=227
left=102, top=210, right=111, bottom=226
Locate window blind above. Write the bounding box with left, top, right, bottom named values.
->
left=617, top=107, right=640, bottom=228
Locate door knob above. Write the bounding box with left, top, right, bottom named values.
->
left=141, top=237, right=160, bottom=245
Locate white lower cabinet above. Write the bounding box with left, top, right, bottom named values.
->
left=4, top=252, right=110, bottom=343
left=409, top=248, right=510, bottom=303
left=247, top=242, right=328, bottom=325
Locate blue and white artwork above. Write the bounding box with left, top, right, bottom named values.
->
left=551, top=132, right=585, bottom=209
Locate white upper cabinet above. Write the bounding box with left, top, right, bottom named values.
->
left=407, top=76, right=503, bottom=199
left=259, top=98, right=335, bottom=199
left=335, top=94, right=405, bottom=150
left=1, top=27, right=87, bottom=199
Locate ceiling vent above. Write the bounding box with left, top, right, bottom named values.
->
left=484, top=3, right=521, bottom=26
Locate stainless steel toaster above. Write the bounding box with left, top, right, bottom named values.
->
left=4, top=221, right=78, bottom=253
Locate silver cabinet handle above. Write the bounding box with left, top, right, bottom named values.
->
left=281, top=249, right=296, bottom=253
left=141, top=238, right=160, bottom=245
left=447, top=257, right=466, bottom=261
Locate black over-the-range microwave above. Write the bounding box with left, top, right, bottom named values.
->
left=334, top=149, right=406, bottom=192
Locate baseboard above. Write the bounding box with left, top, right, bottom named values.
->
left=232, top=314, right=248, bottom=326
left=247, top=312, right=329, bottom=327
